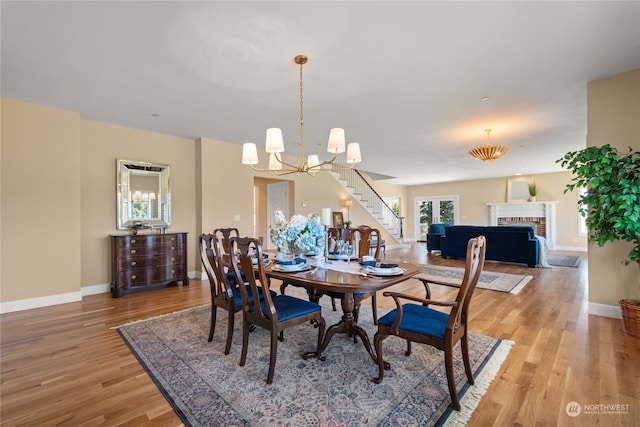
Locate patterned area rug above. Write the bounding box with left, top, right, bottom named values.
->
left=416, top=264, right=532, bottom=294
left=547, top=254, right=581, bottom=268
left=116, top=294, right=513, bottom=426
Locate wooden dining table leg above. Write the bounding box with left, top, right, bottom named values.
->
left=317, top=293, right=389, bottom=368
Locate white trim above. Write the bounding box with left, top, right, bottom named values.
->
left=83, top=283, right=111, bottom=296
left=589, top=302, right=622, bottom=319
left=554, top=245, right=588, bottom=252
left=0, top=291, right=81, bottom=314
left=0, top=271, right=201, bottom=314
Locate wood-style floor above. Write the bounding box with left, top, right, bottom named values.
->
left=1, top=243, right=639, bottom=426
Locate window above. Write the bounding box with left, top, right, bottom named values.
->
left=578, top=186, right=588, bottom=235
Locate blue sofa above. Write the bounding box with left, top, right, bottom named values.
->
left=440, top=225, right=539, bottom=267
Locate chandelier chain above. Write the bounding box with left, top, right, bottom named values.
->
left=299, top=59, right=305, bottom=164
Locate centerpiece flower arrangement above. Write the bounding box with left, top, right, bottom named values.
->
left=270, top=211, right=325, bottom=256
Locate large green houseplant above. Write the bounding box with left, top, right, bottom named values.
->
left=557, top=144, right=640, bottom=265
left=558, top=144, right=640, bottom=335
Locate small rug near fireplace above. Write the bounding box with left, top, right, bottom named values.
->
left=416, top=264, right=532, bottom=294
left=116, top=298, right=513, bottom=426
left=547, top=254, right=581, bottom=268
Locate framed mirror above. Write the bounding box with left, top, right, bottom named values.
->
left=507, top=177, right=531, bottom=202
left=116, top=159, right=171, bottom=230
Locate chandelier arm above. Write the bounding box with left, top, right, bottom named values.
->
left=273, top=152, right=302, bottom=170
left=307, top=152, right=339, bottom=170
left=249, top=164, right=302, bottom=173
left=273, top=168, right=306, bottom=176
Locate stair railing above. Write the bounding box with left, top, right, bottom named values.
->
left=331, top=165, right=404, bottom=239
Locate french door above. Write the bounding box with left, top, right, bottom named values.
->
left=414, top=196, right=458, bottom=240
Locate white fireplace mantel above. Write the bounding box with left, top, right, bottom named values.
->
left=487, top=201, right=557, bottom=249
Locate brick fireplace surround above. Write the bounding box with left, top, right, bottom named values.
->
left=487, top=202, right=557, bottom=249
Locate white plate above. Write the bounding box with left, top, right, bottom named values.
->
left=328, top=254, right=351, bottom=260
left=251, top=255, right=270, bottom=265
left=272, top=263, right=309, bottom=272
left=361, top=266, right=405, bottom=276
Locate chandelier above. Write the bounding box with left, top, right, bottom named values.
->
left=242, top=55, right=362, bottom=175
left=469, top=129, right=509, bottom=162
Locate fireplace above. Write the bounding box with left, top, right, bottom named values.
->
left=487, top=202, right=557, bottom=249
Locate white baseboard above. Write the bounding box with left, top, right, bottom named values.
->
left=1, top=271, right=201, bottom=314
left=554, top=245, right=588, bottom=252
left=589, top=302, right=622, bottom=319
left=0, top=291, right=82, bottom=314
left=83, top=283, right=111, bottom=296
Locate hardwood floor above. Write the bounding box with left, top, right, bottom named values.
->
left=1, top=243, right=638, bottom=426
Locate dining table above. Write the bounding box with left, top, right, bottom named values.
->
left=264, top=258, right=421, bottom=365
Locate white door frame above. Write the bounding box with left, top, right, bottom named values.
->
left=266, top=182, right=289, bottom=249
left=413, top=195, right=459, bottom=240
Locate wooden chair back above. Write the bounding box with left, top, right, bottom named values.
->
left=230, top=237, right=276, bottom=323
left=199, top=234, right=234, bottom=301
left=213, top=227, right=239, bottom=263
left=350, top=225, right=382, bottom=260
left=448, top=235, right=486, bottom=334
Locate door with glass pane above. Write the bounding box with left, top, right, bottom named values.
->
left=415, top=196, right=458, bottom=240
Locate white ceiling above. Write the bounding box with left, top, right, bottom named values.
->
left=2, top=1, right=639, bottom=185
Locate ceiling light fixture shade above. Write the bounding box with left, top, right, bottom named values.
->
left=242, top=142, right=259, bottom=165
left=469, top=128, right=509, bottom=162
left=242, top=55, right=362, bottom=175
left=265, top=128, right=285, bottom=153
left=346, top=142, right=362, bottom=164
left=327, top=128, right=346, bottom=153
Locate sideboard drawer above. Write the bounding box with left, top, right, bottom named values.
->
left=116, top=265, right=187, bottom=288
left=116, top=242, right=185, bottom=259
left=110, top=232, right=189, bottom=298
left=116, top=253, right=185, bottom=271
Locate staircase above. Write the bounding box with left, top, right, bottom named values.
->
left=331, top=165, right=405, bottom=246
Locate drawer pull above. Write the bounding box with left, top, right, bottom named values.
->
left=131, top=275, right=137, bottom=280
left=131, top=261, right=137, bottom=266
left=171, top=257, right=175, bottom=262
left=130, top=249, right=136, bottom=254
left=171, top=270, right=175, bottom=274
left=131, top=239, right=136, bottom=244
left=171, top=246, right=175, bottom=250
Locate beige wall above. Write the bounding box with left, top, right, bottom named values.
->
left=405, top=171, right=587, bottom=250
left=80, top=120, right=196, bottom=288
left=587, top=69, right=640, bottom=306
left=1, top=99, right=82, bottom=301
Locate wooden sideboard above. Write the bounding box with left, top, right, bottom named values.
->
left=110, top=232, right=189, bottom=298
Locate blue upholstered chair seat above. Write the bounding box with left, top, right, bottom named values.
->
left=258, top=295, right=322, bottom=322
left=377, top=303, right=449, bottom=340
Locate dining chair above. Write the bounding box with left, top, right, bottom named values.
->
left=231, top=236, right=326, bottom=384
left=350, top=225, right=382, bottom=324
left=199, top=234, right=274, bottom=355
left=373, top=236, right=487, bottom=411
left=213, top=227, right=239, bottom=268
